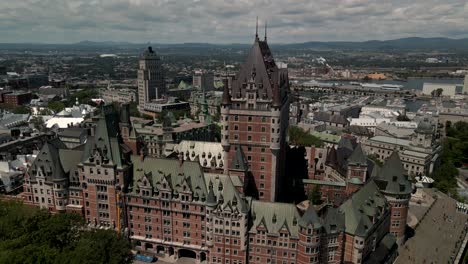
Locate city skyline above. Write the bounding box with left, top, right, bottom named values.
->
left=1, top=0, right=467, bottom=44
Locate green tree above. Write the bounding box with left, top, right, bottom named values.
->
left=308, top=185, right=322, bottom=205
left=47, top=101, right=65, bottom=113
left=31, top=116, right=46, bottom=131
left=61, top=230, right=131, bottom=264
left=288, top=126, right=323, bottom=147
left=0, top=200, right=132, bottom=264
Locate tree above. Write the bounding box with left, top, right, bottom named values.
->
left=48, top=101, right=65, bottom=113
left=60, top=230, right=131, bottom=264
left=0, top=200, right=132, bottom=264
left=308, top=185, right=322, bottom=205
left=288, top=126, right=323, bottom=147
left=30, top=115, right=46, bottom=131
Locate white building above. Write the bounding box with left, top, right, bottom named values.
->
left=360, top=106, right=400, bottom=118
left=422, top=83, right=461, bottom=98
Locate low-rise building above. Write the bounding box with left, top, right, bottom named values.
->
left=362, top=118, right=441, bottom=176
left=101, top=88, right=137, bottom=104
left=3, top=92, right=32, bottom=106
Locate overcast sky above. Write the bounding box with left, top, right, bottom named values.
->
left=1, top=0, right=467, bottom=44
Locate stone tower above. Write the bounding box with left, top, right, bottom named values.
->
left=221, top=26, right=289, bottom=202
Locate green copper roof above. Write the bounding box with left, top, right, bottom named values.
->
left=339, top=181, right=388, bottom=237
left=250, top=201, right=301, bottom=238
left=374, top=151, right=412, bottom=195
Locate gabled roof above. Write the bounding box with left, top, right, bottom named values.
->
left=298, top=204, right=322, bottom=229
left=29, top=140, right=68, bottom=182
left=322, top=207, right=345, bottom=234
left=229, top=35, right=288, bottom=105
left=82, top=113, right=125, bottom=168
left=374, top=151, right=412, bottom=195
left=348, top=143, right=367, bottom=166
left=249, top=201, right=301, bottom=238
left=131, top=156, right=207, bottom=200
left=204, top=173, right=248, bottom=213
left=230, top=146, right=248, bottom=171
left=339, top=181, right=388, bottom=237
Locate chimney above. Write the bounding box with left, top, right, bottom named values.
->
left=178, top=152, right=184, bottom=167
left=140, top=148, right=145, bottom=161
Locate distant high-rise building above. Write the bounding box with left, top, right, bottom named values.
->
left=137, top=47, right=165, bottom=109
left=193, top=70, right=214, bottom=91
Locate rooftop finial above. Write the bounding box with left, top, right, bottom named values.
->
left=264, top=21, right=267, bottom=42
left=255, top=16, right=259, bottom=39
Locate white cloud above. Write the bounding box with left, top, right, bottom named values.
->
left=0, top=0, right=467, bottom=43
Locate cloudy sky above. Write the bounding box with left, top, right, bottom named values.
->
left=1, top=0, right=467, bottom=44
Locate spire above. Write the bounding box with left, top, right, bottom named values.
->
left=255, top=16, right=259, bottom=40
left=264, top=21, right=267, bottom=42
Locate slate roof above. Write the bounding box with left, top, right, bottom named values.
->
left=204, top=173, right=248, bottom=213
left=299, top=204, right=322, bottom=229
left=230, top=146, right=249, bottom=171
left=339, top=181, right=388, bottom=237
left=322, top=207, right=346, bottom=234
left=82, top=113, right=126, bottom=168
left=59, top=149, right=84, bottom=174
left=347, top=144, right=367, bottom=166
left=59, top=127, right=87, bottom=138
left=28, top=139, right=82, bottom=183
left=131, top=156, right=207, bottom=201
left=373, top=151, right=412, bottom=196
left=229, top=35, right=288, bottom=104
left=314, top=112, right=349, bottom=125
left=250, top=201, right=302, bottom=238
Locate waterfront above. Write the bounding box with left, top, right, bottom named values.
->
left=318, top=77, right=464, bottom=91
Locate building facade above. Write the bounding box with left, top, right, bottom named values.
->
left=221, top=31, right=290, bottom=202
left=193, top=70, right=214, bottom=91
left=362, top=118, right=442, bottom=176
left=138, top=47, right=165, bottom=109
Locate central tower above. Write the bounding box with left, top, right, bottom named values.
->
left=222, top=24, right=289, bottom=202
